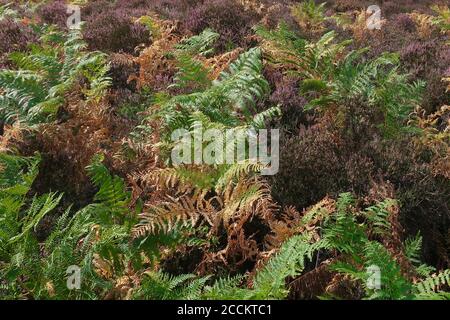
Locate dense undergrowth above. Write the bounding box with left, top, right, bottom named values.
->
left=0, top=0, right=449, bottom=300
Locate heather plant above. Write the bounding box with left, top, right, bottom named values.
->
left=182, top=0, right=261, bottom=52
left=267, top=75, right=308, bottom=131
left=270, top=117, right=349, bottom=209
left=81, top=1, right=151, bottom=54
left=0, top=0, right=449, bottom=302
left=0, top=18, right=38, bottom=68
left=400, top=39, right=450, bottom=112
left=36, top=0, right=68, bottom=29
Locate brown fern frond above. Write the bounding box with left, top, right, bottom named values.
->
left=325, top=273, right=364, bottom=300
left=132, top=177, right=277, bottom=239
left=198, top=209, right=260, bottom=273
left=288, top=260, right=335, bottom=299
left=409, top=105, right=450, bottom=179
left=204, top=48, right=245, bottom=80
left=215, top=161, right=268, bottom=192
left=408, top=12, right=437, bottom=38
left=0, top=121, right=28, bottom=153
left=265, top=196, right=336, bottom=250
left=132, top=190, right=212, bottom=238
left=138, top=166, right=215, bottom=194
left=110, top=53, right=135, bottom=68
left=135, top=15, right=183, bottom=90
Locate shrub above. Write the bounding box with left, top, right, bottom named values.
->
left=109, top=53, right=139, bottom=90
left=270, top=117, right=350, bottom=209
left=82, top=3, right=150, bottom=54
left=400, top=40, right=450, bottom=112
left=266, top=75, right=307, bottom=131
left=272, top=108, right=450, bottom=266
left=183, top=0, right=261, bottom=51
left=0, top=18, right=37, bottom=67
left=394, top=13, right=417, bottom=32
left=36, top=0, right=68, bottom=29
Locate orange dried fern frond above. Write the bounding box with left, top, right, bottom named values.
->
left=0, top=121, right=28, bottom=153
left=132, top=177, right=277, bottom=239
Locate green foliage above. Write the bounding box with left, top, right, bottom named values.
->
left=257, top=23, right=425, bottom=137
left=169, top=53, right=211, bottom=91
left=431, top=5, right=450, bottom=32
left=250, top=234, right=319, bottom=299
left=322, top=193, right=449, bottom=300
left=0, top=153, right=65, bottom=298
left=323, top=194, right=412, bottom=299
left=0, top=153, right=43, bottom=253
left=175, top=29, right=220, bottom=57
left=0, top=153, right=127, bottom=298
left=133, top=271, right=211, bottom=300
left=153, top=47, right=270, bottom=138
left=404, top=233, right=436, bottom=277
left=415, top=270, right=450, bottom=300
left=201, top=275, right=246, bottom=300
left=202, top=234, right=323, bottom=300
left=291, top=0, right=327, bottom=32
left=256, top=26, right=351, bottom=80
left=86, top=154, right=131, bottom=221
left=362, top=242, right=412, bottom=300
left=0, top=3, right=18, bottom=21
left=135, top=15, right=161, bottom=38
left=0, top=26, right=111, bottom=125
left=364, top=198, right=395, bottom=237
left=318, top=50, right=425, bottom=136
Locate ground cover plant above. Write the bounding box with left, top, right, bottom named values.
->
left=0, top=0, right=449, bottom=300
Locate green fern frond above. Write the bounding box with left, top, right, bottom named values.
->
left=251, top=233, right=317, bottom=299
left=202, top=275, right=247, bottom=300
left=415, top=269, right=450, bottom=296
left=153, top=47, right=269, bottom=142
left=135, top=15, right=161, bottom=37
left=204, top=233, right=324, bottom=300
left=169, top=54, right=211, bottom=91
left=364, top=199, right=396, bottom=236
left=362, top=241, right=412, bottom=300
left=251, top=106, right=281, bottom=129
left=86, top=154, right=131, bottom=218
left=0, top=26, right=110, bottom=125
left=134, top=271, right=211, bottom=299
left=291, top=0, right=327, bottom=31
left=175, top=29, right=220, bottom=57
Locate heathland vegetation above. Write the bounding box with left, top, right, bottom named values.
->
left=0, top=0, right=449, bottom=300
